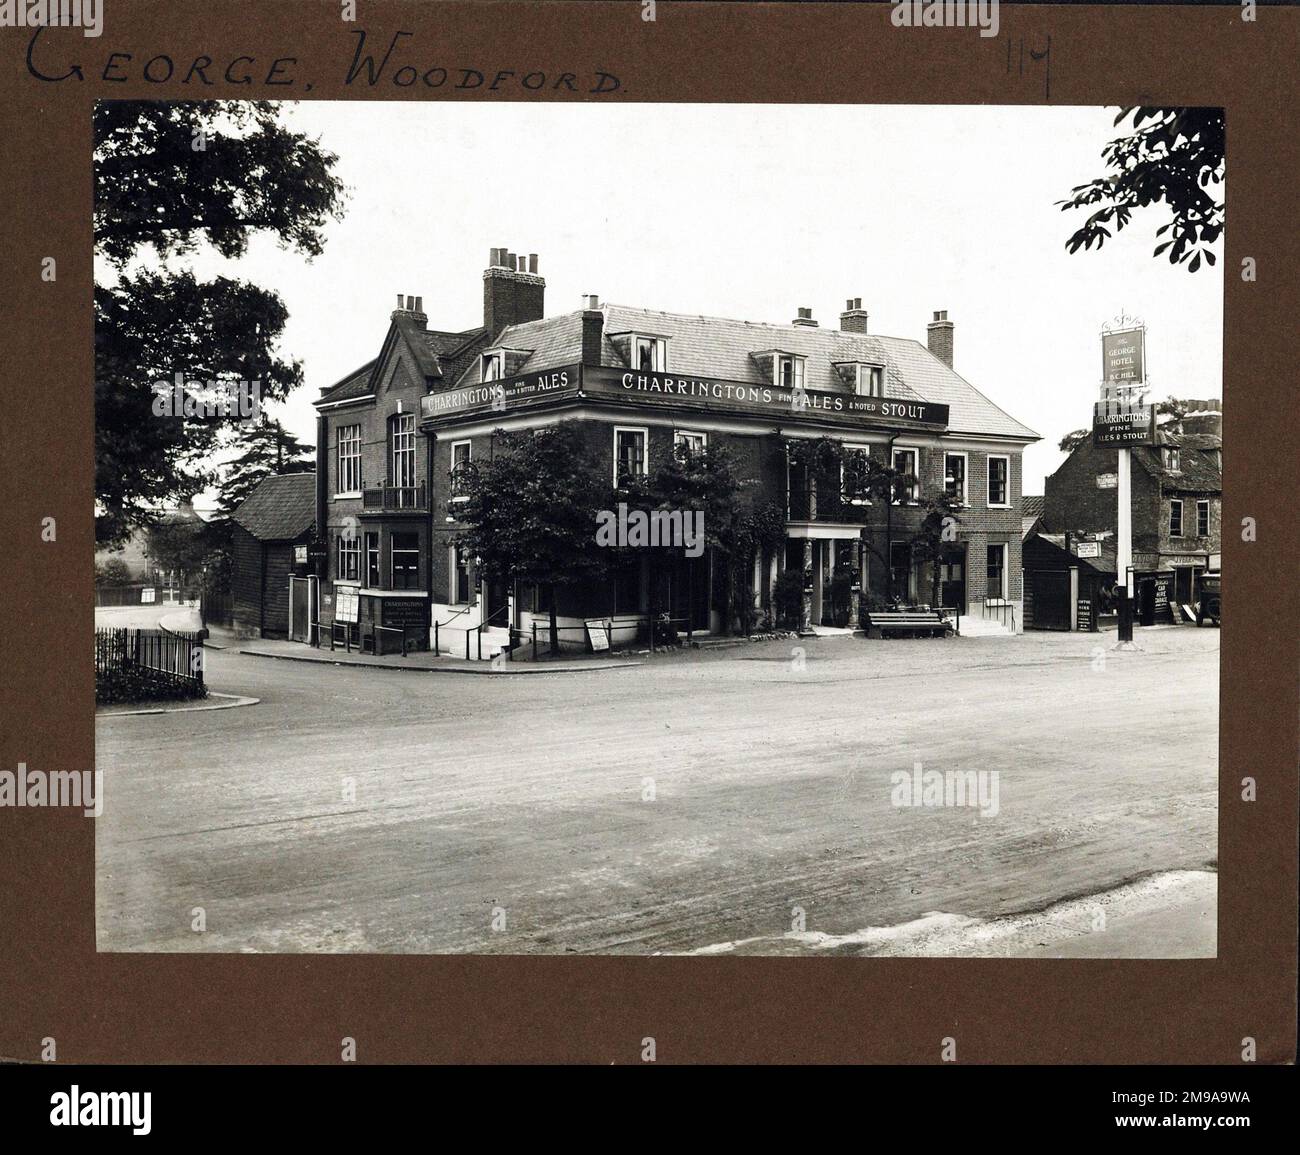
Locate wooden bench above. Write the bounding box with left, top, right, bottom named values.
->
left=864, top=610, right=951, bottom=639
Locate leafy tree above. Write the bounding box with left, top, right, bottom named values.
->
left=1059, top=428, right=1090, bottom=454
left=147, top=515, right=209, bottom=589
left=1059, top=107, right=1224, bottom=272
left=454, top=422, right=612, bottom=655
left=95, top=557, right=133, bottom=587
left=95, top=101, right=345, bottom=545
left=909, top=489, right=964, bottom=610
left=218, top=417, right=315, bottom=517
left=618, top=441, right=745, bottom=637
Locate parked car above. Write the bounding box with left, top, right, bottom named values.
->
left=1195, top=572, right=1221, bottom=627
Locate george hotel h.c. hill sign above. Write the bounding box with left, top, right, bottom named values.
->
left=421, top=364, right=949, bottom=429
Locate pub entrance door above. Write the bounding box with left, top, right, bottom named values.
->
left=938, top=543, right=967, bottom=613
left=668, top=554, right=710, bottom=633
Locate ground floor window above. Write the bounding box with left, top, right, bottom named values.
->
left=337, top=534, right=360, bottom=583
left=987, top=543, right=1007, bottom=600
left=451, top=546, right=471, bottom=604
left=392, top=532, right=420, bottom=589
left=365, top=532, right=380, bottom=588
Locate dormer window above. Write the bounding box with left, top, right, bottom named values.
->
left=856, top=363, right=885, bottom=397
left=776, top=354, right=805, bottom=392
left=481, top=352, right=503, bottom=382
left=634, top=336, right=667, bottom=371
left=1163, top=447, right=1181, bottom=472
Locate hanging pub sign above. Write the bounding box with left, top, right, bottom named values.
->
left=1093, top=399, right=1156, bottom=446
left=1102, top=327, right=1145, bottom=385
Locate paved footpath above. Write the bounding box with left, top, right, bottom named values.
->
left=96, top=628, right=1219, bottom=957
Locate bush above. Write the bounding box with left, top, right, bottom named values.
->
left=96, top=667, right=208, bottom=706
left=773, top=570, right=806, bottom=630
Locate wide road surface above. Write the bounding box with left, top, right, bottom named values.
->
left=96, top=628, right=1219, bottom=956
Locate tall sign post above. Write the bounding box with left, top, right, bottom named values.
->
left=1093, top=317, right=1152, bottom=644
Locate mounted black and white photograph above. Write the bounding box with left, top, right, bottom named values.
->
left=93, top=100, right=1224, bottom=958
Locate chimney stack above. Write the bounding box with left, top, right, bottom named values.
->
left=840, top=297, right=869, bottom=334
left=483, top=244, right=546, bottom=336
left=927, top=309, right=954, bottom=367
left=581, top=306, right=604, bottom=364
left=392, top=292, right=427, bottom=323
left=792, top=306, right=819, bottom=328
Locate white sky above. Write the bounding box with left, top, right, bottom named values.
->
left=164, top=102, right=1223, bottom=513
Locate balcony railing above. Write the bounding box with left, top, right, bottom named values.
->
left=362, top=483, right=427, bottom=512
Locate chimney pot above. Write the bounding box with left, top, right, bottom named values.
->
left=792, top=307, right=818, bottom=327
left=414, top=296, right=423, bottom=313
left=505, top=252, right=516, bottom=271
left=396, top=293, right=404, bottom=309
left=529, top=254, right=538, bottom=273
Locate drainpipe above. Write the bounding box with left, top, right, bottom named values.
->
left=884, top=432, right=899, bottom=602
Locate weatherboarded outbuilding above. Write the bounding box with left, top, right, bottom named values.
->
left=230, top=472, right=316, bottom=638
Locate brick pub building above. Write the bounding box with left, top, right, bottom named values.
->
left=311, top=250, right=1038, bottom=656
left=1041, top=401, right=1222, bottom=620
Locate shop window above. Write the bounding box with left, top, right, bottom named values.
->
left=391, top=532, right=420, bottom=590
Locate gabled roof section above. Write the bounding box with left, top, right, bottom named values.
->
left=231, top=472, right=317, bottom=542
left=317, top=360, right=377, bottom=406
left=450, top=304, right=1038, bottom=441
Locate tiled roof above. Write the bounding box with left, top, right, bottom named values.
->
left=1133, top=440, right=1222, bottom=494
left=316, top=325, right=488, bottom=407
left=317, top=360, right=376, bottom=404
left=451, top=305, right=1038, bottom=441
left=231, top=472, right=316, bottom=542
left=1021, top=495, right=1045, bottom=518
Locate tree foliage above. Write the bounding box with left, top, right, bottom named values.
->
left=1059, top=107, right=1224, bottom=272
left=217, top=417, right=315, bottom=517
left=453, top=422, right=613, bottom=652
left=94, top=101, right=345, bottom=545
